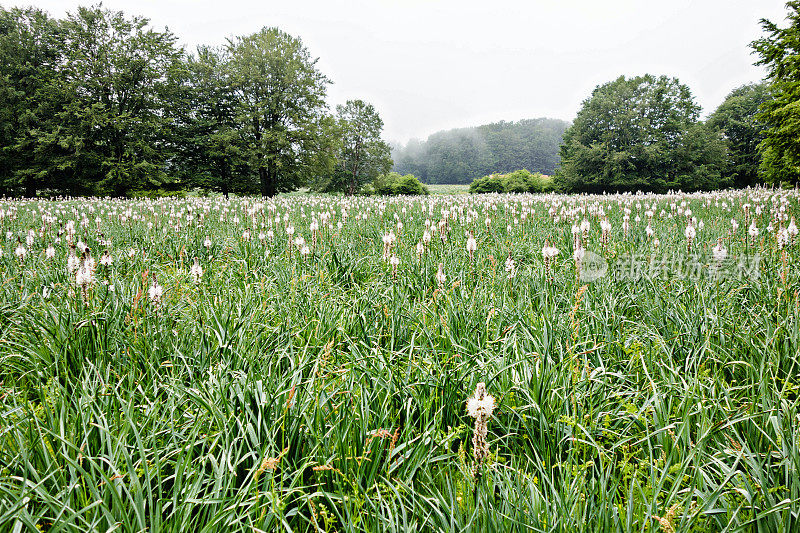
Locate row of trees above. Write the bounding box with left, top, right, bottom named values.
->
left=555, top=1, right=800, bottom=192
left=0, top=5, right=392, bottom=197
left=392, top=118, right=569, bottom=184
left=3, top=2, right=799, bottom=196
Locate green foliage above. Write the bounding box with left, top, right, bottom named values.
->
left=393, top=118, right=569, bottom=184
left=556, top=74, right=729, bottom=193
left=0, top=6, right=68, bottom=196
left=0, top=9, right=344, bottom=198
left=55, top=6, right=185, bottom=196
left=313, top=99, right=393, bottom=195
left=707, top=83, right=770, bottom=188
left=751, top=1, right=800, bottom=185
left=469, top=174, right=505, bottom=193
left=227, top=27, right=331, bottom=197
left=175, top=46, right=254, bottom=197
left=372, top=171, right=429, bottom=195
left=469, top=169, right=552, bottom=193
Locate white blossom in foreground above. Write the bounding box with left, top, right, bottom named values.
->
left=542, top=242, right=560, bottom=259
left=190, top=258, right=203, bottom=284
left=75, top=252, right=96, bottom=289
left=466, top=383, right=495, bottom=418
left=67, top=252, right=80, bottom=273
left=748, top=221, right=759, bottom=239
left=685, top=223, right=696, bottom=252
left=504, top=253, right=516, bottom=279
left=542, top=240, right=559, bottom=281
left=712, top=238, right=728, bottom=262
left=435, top=263, right=446, bottom=288
left=466, top=382, right=495, bottom=480
left=789, top=217, right=798, bottom=243
left=148, top=276, right=163, bottom=303
left=466, top=233, right=477, bottom=259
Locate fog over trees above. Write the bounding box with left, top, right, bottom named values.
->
left=392, top=118, right=569, bottom=185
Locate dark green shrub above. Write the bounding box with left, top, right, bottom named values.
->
left=373, top=172, right=429, bottom=196
left=469, top=169, right=552, bottom=193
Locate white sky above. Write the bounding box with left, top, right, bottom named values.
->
left=27, top=0, right=789, bottom=144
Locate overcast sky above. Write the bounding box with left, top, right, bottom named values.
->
left=28, top=0, right=790, bottom=145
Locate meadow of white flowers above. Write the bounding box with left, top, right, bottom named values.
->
left=1, top=189, right=798, bottom=531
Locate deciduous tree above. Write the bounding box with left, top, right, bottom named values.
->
left=707, top=83, right=770, bottom=188
left=227, top=28, right=330, bottom=197
left=556, top=74, right=727, bottom=192
left=318, top=99, right=392, bottom=195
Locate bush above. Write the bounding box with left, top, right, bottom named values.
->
left=469, top=174, right=505, bottom=193
left=373, top=172, right=429, bottom=196
left=469, top=170, right=551, bottom=194
left=503, top=170, right=531, bottom=193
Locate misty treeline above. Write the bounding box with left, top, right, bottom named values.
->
left=392, top=118, right=568, bottom=185
left=0, top=4, right=393, bottom=197
left=399, top=78, right=776, bottom=194
left=2, top=2, right=799, bottom=198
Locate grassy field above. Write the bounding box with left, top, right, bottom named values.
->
left=425, top=183, right=471, bottom=195
left=1, top=190, right=799, bottom=531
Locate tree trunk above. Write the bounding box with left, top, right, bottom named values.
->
left=259, top=166, right=269, bottom=197
left=264, top=158, right=277, bottom=197
left=221, top=160, right=230, bottom=199
left=24, top=178, right=36, bottom=198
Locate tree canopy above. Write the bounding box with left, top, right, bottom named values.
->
left=707, top=83, right=770, bottom=188
left=0, top=5, right=392, bottom=197
left=227, top=27, right=331, bottom=197
left=555, top=74, right=728, bottom=193
left=312, top=99, right=392, bottom=195
left=0, top=6, right=63, bottom=196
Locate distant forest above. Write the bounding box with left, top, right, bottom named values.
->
left=392, top=118, right=569, bottom=185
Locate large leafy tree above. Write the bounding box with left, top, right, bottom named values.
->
left=317, top=99, right=392, bottom=195
left=227, top=27, right=331, bottom=197
left=752, top=1, right=800, bottom=185
left=707, top=83, right=770, bottom=188
left=0, top=7, right=65, bottom=196
left=49, top=6, right=185, bottom=196
left=556, top=74, right=727, bottom=193
left=175, top=46, right=252, bottom=197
